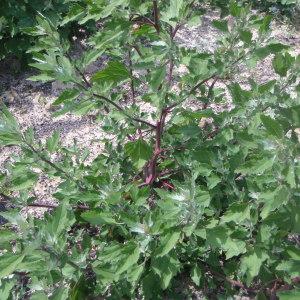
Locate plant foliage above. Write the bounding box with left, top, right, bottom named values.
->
left=0, top=0, right=300, bottom=299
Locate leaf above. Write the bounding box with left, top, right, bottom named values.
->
left=239, top=29, right=252, bottom=44
left=11, top=172, right=38, bottom=191
left=127, top=264, right=144, bottom=283
left=0, top=229, right=18, bottom=247
left=0, top=253, right=25, bottom=279
left=191, top=265, right=202, bottom=286
left=276, top=260, right=300, bottom=277
left=0, top=279, right=16, bottom=300
left=212, top=20, right=228, bottom=32
left=150, top=66, right=166, bottom=91
left=260, top=186, right=289, bottom=219
left=272, top=53, right=294, bottom=77
left=53, top=89, right=80, bottom=106
left=81, top=211, right=118, bottom=225
left=228, top=83, right=252, bottom=104
left=152, top=253, right=180, bottom=289
left=30, top=291, right=48, bottom=300
left=161, top=0, right=185, bottom=26
left=46, top=131, right=60, bottom=153
left=221, top=203, right=251, bottom=224
left=82, top=49, right=104, bottom=68
left=60, top=4, right=85, bottom=26
left=156, top=231, right=181, bottom=257
left=125, top=139, right=152, bottom=170
left=27, top=74, right=55, bottom=82
left=46, top=201, right=75, bottom=238
left=207, top=173, right=221, bottom=189
left=116, top=245, right=140, bottom=274
left=277, top=289, right=300, bottom=300
left=0, top=105, right=22, bottom=146
left=240, top=247, right=269, bottom=285
left=92, top=61, right=129, bottom=84
left=261, top=115, right=283, bottom=139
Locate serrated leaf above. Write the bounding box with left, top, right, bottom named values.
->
left=53, top=89, right=80, bottom=106
left=81, top=211, right=118, bottom=225
left=240, top=247, right=269, bottom=285
left=260, top=186, right=289, bottom=219
left=46, top=131, right=60, bottom=153
left=46, top=202, right=75, bottom=238
left=152, top=253, right=180, bottom=289
left=92, top=61, right=129, bottom=84
left=191, top=265, right=202, bottom=286
left=27, top=74, right=55, bottom=82
left=156, top=231, right=181, bottom=257
left=150, top=66, right=166, bottom=91
left=212, top=20, right=228, bottom=32
left=276, top=260, right=300, bottom=277
left=277, top=289, right=300, bottom=300
left=0, top=253, right=25, bottom=279
left=0, top=229, right=18, bottom=247
left=125, top=139, right=152, bottom=170
left=0, top=105, right=22, bottom=146
left=0, top=279, right=16, bottom=300
left=11, top=172, right=38, bottom=191
left=116, top=246, right=140, bottom=274
left=221, top=203, right=251, bottom=224
left=272, top=53, right=294, bottom=77
left=261, top=115, right=283, bottom=138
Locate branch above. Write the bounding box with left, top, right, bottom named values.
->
left=128, top=49, right=136, bottom=103
left=153, top=0, right=160, bottom=34
left=92, top=93, right=156, bottom=128
left=27, top=203, right=89, bottom=210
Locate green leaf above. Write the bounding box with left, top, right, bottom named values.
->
left=150, top=66, right=166, bottom=91
left=46, top=201, right=75, bottom=238
left=53, top=89, right=80, bottom=106
left=161, top=0, right=185, bottom=26
left=278, top=289, right=300, bottom=300
left=261, top=114, right=283, bottom=139
left=240, top=247, right=269, bottom=285
left=276, top=260, right=300, bottom=277
left=260, top=186, right=289, bottom=219
left=127, top=264, right=144, bottom=283
left=191, top=265, right=202, bottom=286
left=125, top=139, right=152, bottom=170
left=0, top=253, right=25, bottom=279
left=221, top=203, right=251, bottom=224
left=152, top=253, right=180, bottom=289
left=27, top=74, right=55, bottom=82
left=81, top=211, right=118, bottom=225
left=0, top=105, right=22, bottom=146
left=212, top=20, right=228, bottom=32
left=0, top=279, right=16, bottom=300
left=92, top=61, right=129, bottom=84
left=116, top=245, right=140, bottom=274
left=46, top=131, right=60, bottom=153
left=239, top=30, right=252, bottom=44
left=156, top=231, right=181, bottom=257
left=11, top=172, right=38, bottom=191
left=30, top=291, right=48, bottom=300
left=272, top=53, right=294, bottom=77
left=0, top=229, right=18, bottom=247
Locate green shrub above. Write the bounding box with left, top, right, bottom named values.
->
left=0, top=0, right=88, bottom=63
left=0, top=0, right=300, bottom=299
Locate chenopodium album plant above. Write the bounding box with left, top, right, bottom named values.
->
left=1, top=0, right=300, bottom=299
